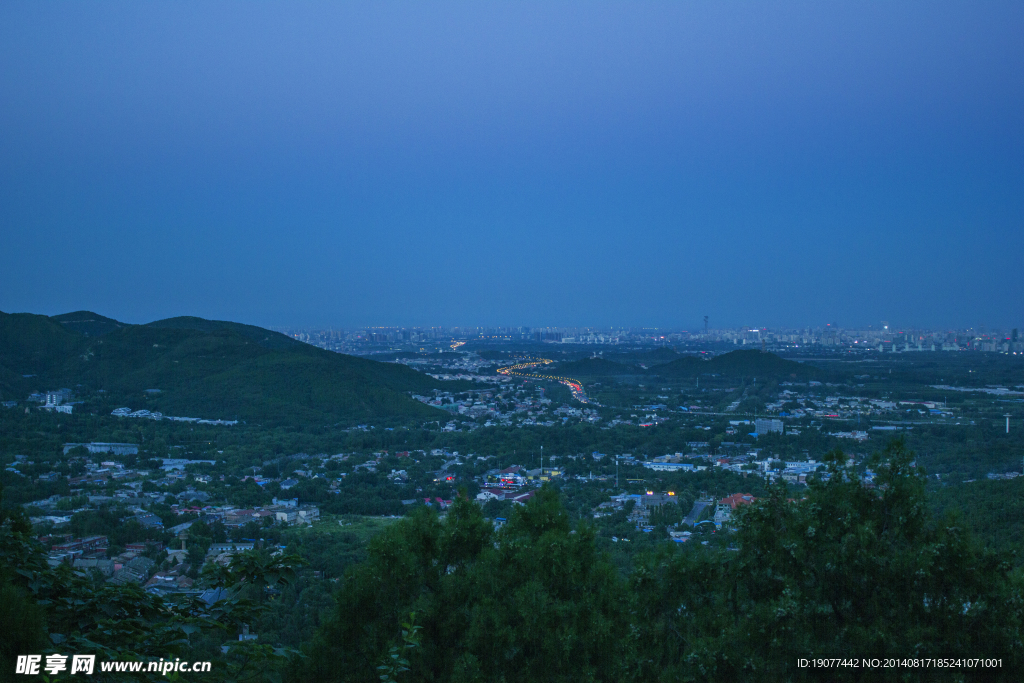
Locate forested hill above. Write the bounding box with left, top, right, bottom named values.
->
left=552, top=357, right=638, bottom=376
left=0, top=311, right=446, bottom=425
left=653, top=349, right=821, bottom=380
left=553, top=349, right=822, bottom=381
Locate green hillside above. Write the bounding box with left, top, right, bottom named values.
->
left=552, top=357, right=638, bottom=377
left=146, top=316, right=303, bottom=351
left=550, top=350, right=820, bottom=381
left=605, top=347, right=681, bottom=367
left=653, top=349, right=820, bottom=380
left=0, top=311, right=446, bottom=425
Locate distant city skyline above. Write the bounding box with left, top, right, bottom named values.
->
left=275, top=323, right=1023, bottom=358
left=272, top=322, right=1018, bottom=334
left=1, top=307, right=1022, bottom=336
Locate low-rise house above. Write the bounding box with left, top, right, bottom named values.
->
left=63, top=442, right=139, bottom=456
left=273, top=506, right=319, bottom=526
left=179, top=490, right=211, bottom=503
left=644, top=462, right=706, bottom=472
left=51, top=535, right=108, bottom=554
left=134, top=512, right=164, bottom=529
left=475, top=488, right=505, bottom=502
left=475, top=487, right=535, bottom=505
left=125, top=541, right=164, bottom=556
left=714, top=493, right=756, bottom=527
left=109, top=556, right=156, bottom=585
left=488, top=466, right=525, bottom=488
left=525, top=467, right=562, bottom=482
left=224, top=509, right=275, bottom=528
left=205, top=542, right=256, bottom=567
left=145, top=570, right=194, bottom=591
left=73, top=558, right=115, bottom=576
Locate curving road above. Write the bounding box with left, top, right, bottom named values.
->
left=497, top=358, right=592, bottom=404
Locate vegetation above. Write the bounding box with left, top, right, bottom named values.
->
left=931, top=477, right=1024, bottom=564
left=3, top=312, right=1024, bottom=680
left=0, top=310, right=447, bottom=425
left=3, top=442, right=1023, bottom=681
left=0, top=496, right=305, bottom=683
left=292, top=442, right=1023, bottom=682
left=552, top=349, right=823, bottom=382
left=652, top=348, right=821, bottom=381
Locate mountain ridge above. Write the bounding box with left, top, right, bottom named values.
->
left=0, top=310, right=446, bottom=425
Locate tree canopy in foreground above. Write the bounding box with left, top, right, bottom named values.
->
left=3, top=441, right=1022, bottom=682
left=300, top=441, right=1023, bottom=682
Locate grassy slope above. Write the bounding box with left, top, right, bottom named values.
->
left=0, top=311, right=446, bottom=425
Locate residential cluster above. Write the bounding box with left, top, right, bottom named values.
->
left=412, top=386, right=600, bottom=429
left=110, top=407, right=239, bottom=425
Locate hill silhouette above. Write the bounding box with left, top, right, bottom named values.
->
left=0, top=311, right=446, bottom=425
left=52, top=311, right=128, bottom=337
left=146, top=316, right=304, bottom=351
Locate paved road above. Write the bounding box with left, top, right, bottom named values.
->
left=497, top=358, right=592, bottom=404
left=683, top=499, right=714, bottom=526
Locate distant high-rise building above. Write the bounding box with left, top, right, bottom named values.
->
left=755, top=418, right=783, bottom=435
left=44, top=388, right=72, bottom=407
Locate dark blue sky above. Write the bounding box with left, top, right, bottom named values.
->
left=2, top=2, right=1022, bottom=330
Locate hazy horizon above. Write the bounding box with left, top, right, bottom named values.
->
left=2, top=2, right=1022, bottom=330
left=1, top=307, right=1016, bottom=336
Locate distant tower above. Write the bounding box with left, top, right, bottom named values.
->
left=704, top=316, right=709, bottom=335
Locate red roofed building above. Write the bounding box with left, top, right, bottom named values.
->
left=508, top=490, right=535, bottom=505
left=714, top=493, right=756, bottom=526
left=719, top=493, right=756, bottom=509
left=51, top=535, right=108, bottom=554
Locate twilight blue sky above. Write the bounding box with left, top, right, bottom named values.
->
left=1, top=2, right=1022, bottom=330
